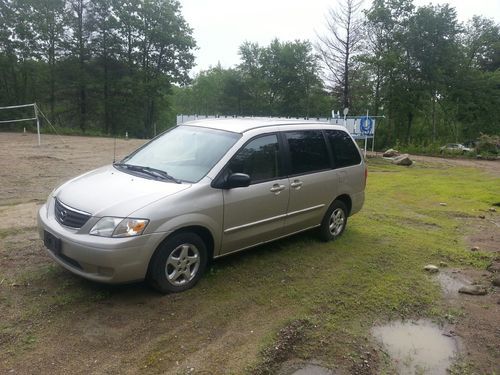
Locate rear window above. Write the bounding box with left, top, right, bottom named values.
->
left=325, top=130, right=361, bottom=168
left=285, top=130, right=330, bottom=174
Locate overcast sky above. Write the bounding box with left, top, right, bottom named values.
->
left=180, top=0, right=500, bottom=74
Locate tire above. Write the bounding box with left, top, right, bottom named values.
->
left=147, top=232, right=207, bottom=294
left=319, top=200, right=348, bottom=242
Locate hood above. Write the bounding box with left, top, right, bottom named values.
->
left=55, top=165, right=191, bottom=217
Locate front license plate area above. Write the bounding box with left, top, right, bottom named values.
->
left=44, top=230, right=61, bottom=254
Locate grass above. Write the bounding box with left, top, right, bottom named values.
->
left=247, top=158, right=498, bottom=373
left=1, top=157, right=498, bottom=373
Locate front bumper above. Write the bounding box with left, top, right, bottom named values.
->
left=37, top=202, right=166, bottom=283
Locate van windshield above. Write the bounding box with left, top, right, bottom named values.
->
left=120, top=126, right=240, bottom=183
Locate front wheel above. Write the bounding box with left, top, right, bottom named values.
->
left=147, top=232, right=207, bottom=294
left=319, top=200, right=348, bottom=242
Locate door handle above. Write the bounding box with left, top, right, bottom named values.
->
left=270, top=184, right=286, bottom=194
left=290, top=180, right=303, bottom=189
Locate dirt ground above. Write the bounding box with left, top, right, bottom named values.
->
left=1, top=133, right=499, bottom=374
left=1, top=133, right=296, bottom=375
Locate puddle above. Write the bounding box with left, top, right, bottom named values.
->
left=290, top=364, right=333, bottom=375
left=372, top=320, right=457, bottom=375
left=436, top=273, right=468, bottom=297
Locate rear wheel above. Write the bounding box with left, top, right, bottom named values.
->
left=319, top=200, right=348, bottom=242
left=147, top=232, right=207, bottom=294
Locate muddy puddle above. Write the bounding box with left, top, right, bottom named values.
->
left=372, top=320, right=457, bottom=374
left=436, top=272, right=469, bottom=297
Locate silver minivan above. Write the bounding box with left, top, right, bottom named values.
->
left=38, top=119, right=366, bottom=293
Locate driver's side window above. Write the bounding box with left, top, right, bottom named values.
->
left=227, top=134, right=281, bottom=183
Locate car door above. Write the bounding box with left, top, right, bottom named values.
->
left=282, top=130, right=337, bottom=233
left=220, top=134, right=289, bottom=254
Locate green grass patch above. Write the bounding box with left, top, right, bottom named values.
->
left=248, top=158, right=498, bottom=373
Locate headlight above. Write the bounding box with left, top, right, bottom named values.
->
left=90, top=217, right=149, bottom=237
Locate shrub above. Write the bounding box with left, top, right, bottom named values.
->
left=475, top=133, right=499, bottom=155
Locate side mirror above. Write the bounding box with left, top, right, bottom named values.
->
left=225, top=173, right=251, bottom=189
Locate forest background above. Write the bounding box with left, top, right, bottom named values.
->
left=0, top=0, right=498, bottom=150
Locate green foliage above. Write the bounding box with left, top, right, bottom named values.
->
left=475, top=133, right=500, bottom=155
left=173, top=40, right=333, bottom=118
left=1, top=0, right=499, bottom=146
left=364, top=1, right=500, bottom=149
left=0, top=0, right=195, bottom=138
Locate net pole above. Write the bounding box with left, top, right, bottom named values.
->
left=364, top=109, right=368, bottom=159
left=372, top=119, right=376, bottom=153
left=34, top=103, right=41, bottom=146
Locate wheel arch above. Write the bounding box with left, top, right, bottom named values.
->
left=146, top=225, right=215, bottom=278
left=333, top=194, right=352, bottom=216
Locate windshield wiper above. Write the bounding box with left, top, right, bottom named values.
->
left=114, top=163, right=182, bottom=184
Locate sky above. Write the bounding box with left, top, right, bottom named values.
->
left=180, top=0, right=500, bottom=74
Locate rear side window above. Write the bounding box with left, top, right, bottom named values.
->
left=325, top=130, right=361, bottom=168
left=227, top=134, right=281, bottom=183
left=285, top=130, right=330, bottom=175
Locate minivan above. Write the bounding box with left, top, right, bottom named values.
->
left=38, top=119, right=366, bottom=293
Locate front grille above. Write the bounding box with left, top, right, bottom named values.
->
left=54, top=198, right=91, bottom=229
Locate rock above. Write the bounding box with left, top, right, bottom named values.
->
left=487, top=262, right=500, bottom=273
left=489, top=207, right=497, bottom=212
left=439, top=203, right=448, bottom=206
left=392, top=154, right=413, bottom=166
left=424, top=264, right=439, bottom=273
left=471, top=246, right=480, bottom=252
left=492, top=277, right=500, bottom=287
left=439, top=261, right=448, bottom=268
left=383, top=148, right=400, bottom=157
left=458, top=285, right=487, bottom=295
left=478, top=215, right=486, bottom=219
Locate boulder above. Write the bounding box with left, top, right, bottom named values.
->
left=392, top=154, right=413, bottom=166
left=458, top=285, right=487, bottom=295
left=383, top=148, right=400, bottom=157
left=424, top=264, right=439, bottom=273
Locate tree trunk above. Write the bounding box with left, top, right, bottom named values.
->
left=406, top=111, right=413, bottom=144
left=77, top=0, right=86, bottom=132
left=104, top=58, right=109, bottom=134
left=49, top=36, right=55, bottom=122
left=431, top=91, right=436, bottom=143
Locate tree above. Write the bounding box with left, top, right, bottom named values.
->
left=65, top=0, right=91, bottom=131
left=463, top=16, right=500, bottom=72
left=238, top=39, right=326, bottom=117
left=130, top=0, right=195, bottom=136
left=406, top=4, right=461, bottom=142
left=31, top=0, right=66, bottom=122
left=316, top=0, right=365, bottom=111
left=238, top=42, right=267, bottom=114
left=89, top=0, right=120, bottom=134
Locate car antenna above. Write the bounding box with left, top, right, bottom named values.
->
left=113, top=135, right=117, bottom=164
